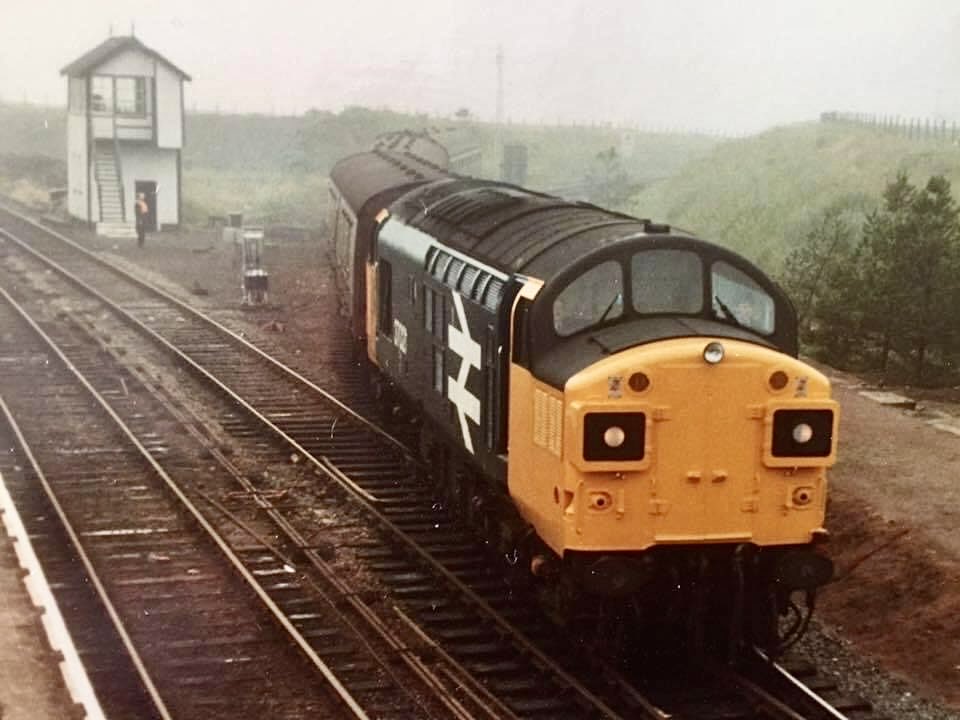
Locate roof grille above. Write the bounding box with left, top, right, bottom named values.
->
left=643, top=220, right=671, bottom=234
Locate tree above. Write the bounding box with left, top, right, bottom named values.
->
left=859, top=173, right=960, bottom=383
left=858, top=173, right=915, bottom=374
left=587, top=147, right=634, bottom=208
left=780, top=199, right=866, bottom=365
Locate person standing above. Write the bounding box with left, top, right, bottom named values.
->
left=135, top=192, right=149, bottom=247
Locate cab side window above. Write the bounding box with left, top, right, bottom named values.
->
left=378, top=260, right=392, bottom=332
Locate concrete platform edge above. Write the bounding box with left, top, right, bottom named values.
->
left=0, top=473, right=106, bottom=720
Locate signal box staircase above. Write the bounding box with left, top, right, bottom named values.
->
left=94, top=143, right=137, bottom=239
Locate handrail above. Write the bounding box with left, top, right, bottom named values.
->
left=112, top=124, right=126, bottom=222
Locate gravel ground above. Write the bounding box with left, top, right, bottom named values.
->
left=797, top=621, right=960, bottom=720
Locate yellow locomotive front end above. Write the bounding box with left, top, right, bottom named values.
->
left=506, top=236, right=836, bottom=649
left=553, top=338, right=835, bottom=553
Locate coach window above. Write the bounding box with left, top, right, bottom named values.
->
left=632, top=249, right=703, bottom=314
left=378, top=261, right=393, bottom=331
left=553, top=261, right=624, bottom=336
left=711, top=261, right=775, bottom=334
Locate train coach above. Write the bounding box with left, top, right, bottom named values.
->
left=328, top=150, right=838, bottom=653
left=327, top=131, right=449, bottom=340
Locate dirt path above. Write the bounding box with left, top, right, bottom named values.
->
left=816, top=366, right=960, bottom=707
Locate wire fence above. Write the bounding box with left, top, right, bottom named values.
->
left=821, top=110, right=960, bottom=143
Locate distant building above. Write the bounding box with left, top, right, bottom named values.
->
left=501, top=144, right=528, bottom=185
left=61, top=35, right=190, bottom=237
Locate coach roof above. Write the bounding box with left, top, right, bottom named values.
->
left=330, top=150, right=449, bottom=216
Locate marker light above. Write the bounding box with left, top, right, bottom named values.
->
left=604, top=426, right=626, bottom=448
left=769, top=370, right=789, bottom=390
left=792, top=423, right=814, bottom=444
left=628, top=372, right=650, bottom=392
left=703, top=342, right=725, bottom=364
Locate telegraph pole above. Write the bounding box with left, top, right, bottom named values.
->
left=496, top=45, right=504, bottom=179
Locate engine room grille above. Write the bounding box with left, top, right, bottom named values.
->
left=426, top=248, right=506, bottom=311
left=533, top=388, right=563, bottom=457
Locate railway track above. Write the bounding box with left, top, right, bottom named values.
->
left=0, top=289, right=377, bottom=718
left=0, top=203, right=884, bottom=719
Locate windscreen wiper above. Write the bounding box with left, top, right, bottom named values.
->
left=713, top=295, right=743, bottom=328
left=598, top=291, right=622, bottom=324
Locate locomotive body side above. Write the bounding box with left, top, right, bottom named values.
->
left=372, top=216, right=517, bottom=485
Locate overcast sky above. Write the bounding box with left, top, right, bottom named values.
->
left=3, top=0, right=960, bottom=133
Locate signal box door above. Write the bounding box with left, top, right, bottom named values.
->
left=135, top=180, right=158, bottom=231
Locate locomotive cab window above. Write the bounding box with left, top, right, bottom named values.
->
left=553, top=261, right=624, bottom=336
left=711, top=261, right=775, bottom=335
left=632, top=249, right=703, bottom=314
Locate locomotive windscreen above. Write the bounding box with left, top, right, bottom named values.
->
left=551, top=246, right=777, bottom=339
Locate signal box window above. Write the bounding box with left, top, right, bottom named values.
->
left=115, top=77, right=146, bottom=115
left=712, top=261, right=775, bottom=334
left=91, top=76, right=113, bottom=113
left=632, top=249, right=703, bottom=314
left=553, top=261, right=624, bottom=336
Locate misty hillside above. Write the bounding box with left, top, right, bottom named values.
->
left=11, top=100, right=960, bottom=251
left=629, top=121, right=960, bottom=272
left=0, top=100, right=720, bottom=225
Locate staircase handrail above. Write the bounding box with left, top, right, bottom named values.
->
left=112, top=116, right=126, bottom=222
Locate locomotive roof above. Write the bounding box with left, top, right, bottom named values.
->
left=390, top=178, right=689, bottom=282
left=329, top=149, right=449, bottom=216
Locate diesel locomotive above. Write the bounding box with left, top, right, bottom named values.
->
left=328, top=142, right=838, bottom=653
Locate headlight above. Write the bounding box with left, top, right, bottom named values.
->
left=603, top=426, right=626, bottom=448
left=703, top=341, right=725, bottom=364
left=584, top=412, right=645, bottom=461
left=772, top=409, right=833, bottom=457
left=792, top=423, right=814, bottom=443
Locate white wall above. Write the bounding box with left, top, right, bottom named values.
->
left=95, top=48, right=155, bottom=77
left=88, top=160, right=100, bottom=223
left=68, top=77, right=85, bottom=112
left=67, top=113, right=87, bottom=219
left=155, top=63, right=182, bottom=149
left=118, top=146, right=179, bottom=226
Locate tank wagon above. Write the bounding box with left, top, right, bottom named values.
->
left=329, top=151, right=838, bottom=654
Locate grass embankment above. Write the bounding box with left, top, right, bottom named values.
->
left=0, top=101, right=719, bottom=227
left=630, top=121, right=960, bottom=271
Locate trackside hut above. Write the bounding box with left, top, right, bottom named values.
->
left=61, top=35, right=190, bottom=236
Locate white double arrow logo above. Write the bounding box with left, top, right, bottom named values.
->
left=447, top=292, right=481, bottom=454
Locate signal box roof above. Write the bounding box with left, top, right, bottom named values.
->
left=61, top=35, right=191, bottom=80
